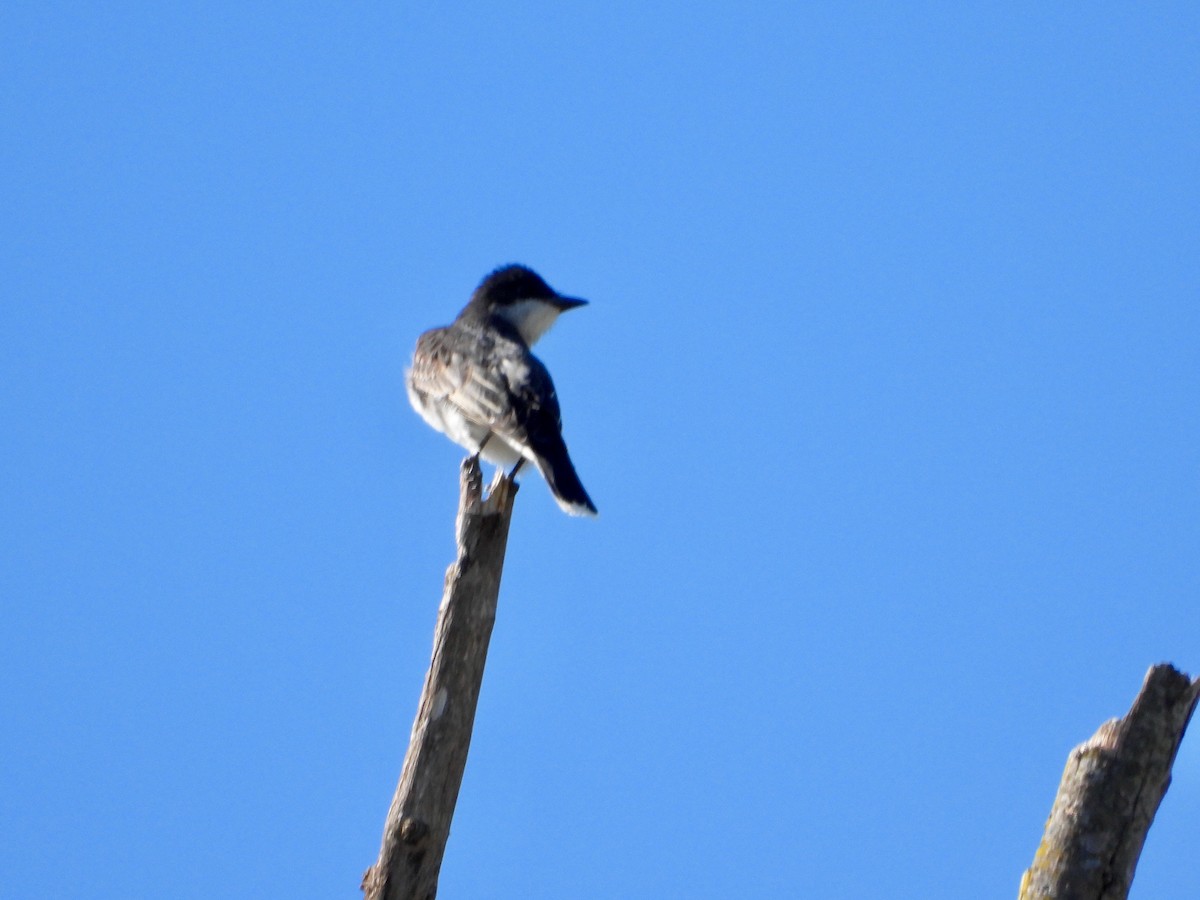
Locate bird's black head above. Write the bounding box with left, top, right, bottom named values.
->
left=473, top=264, right=560, bottom=308
left=462, top=264, right=588, bottom=346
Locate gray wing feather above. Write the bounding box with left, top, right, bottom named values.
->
left=409, top=324, right=563, bottom=451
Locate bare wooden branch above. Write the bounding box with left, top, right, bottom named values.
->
left=1019, top=663, right=1200, bottom=900
left=362, top=458, right=518, bottom=900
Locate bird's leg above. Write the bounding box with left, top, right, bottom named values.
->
left=508, top=458, right=526, bottom=480
left=470, top=433, right=493, bottom=463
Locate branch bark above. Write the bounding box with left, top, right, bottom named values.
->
left=1019, top=663, right=1200, bottom=900
left=362, top=458, right=518, bottom=900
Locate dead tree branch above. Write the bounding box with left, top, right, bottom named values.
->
left=362, top=458, right=518, bottom=900
left=1019, top=663, right=1200, bottom=900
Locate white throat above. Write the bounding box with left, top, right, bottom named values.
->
left=497, top=298, right=562, bottom=346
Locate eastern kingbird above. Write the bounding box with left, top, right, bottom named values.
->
left=406, top=264, right=598, bottom=517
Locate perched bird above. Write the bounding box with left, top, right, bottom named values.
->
left=406, top=264, right=597, bottom=517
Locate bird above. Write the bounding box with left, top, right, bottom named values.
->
left=406, top=264, right=597, bottom=517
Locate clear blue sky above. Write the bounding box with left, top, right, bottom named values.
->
left=3, top=3, right=1198, bottom=897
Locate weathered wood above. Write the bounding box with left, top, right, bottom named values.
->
left=1019, top=664, right=1200, bottom=900
left=362, top=458, right=518, bottom=900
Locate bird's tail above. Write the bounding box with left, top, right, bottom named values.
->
left=534, top=440, right=597, bottom=517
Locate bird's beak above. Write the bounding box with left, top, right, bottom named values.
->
left=554, top=295, right=588, bottom=311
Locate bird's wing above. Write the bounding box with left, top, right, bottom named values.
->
left=494, top=350, right=565, bottom=457
left=408, top=326, right=514, bottom=427
left=498, top=350, right=596, bottom=515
